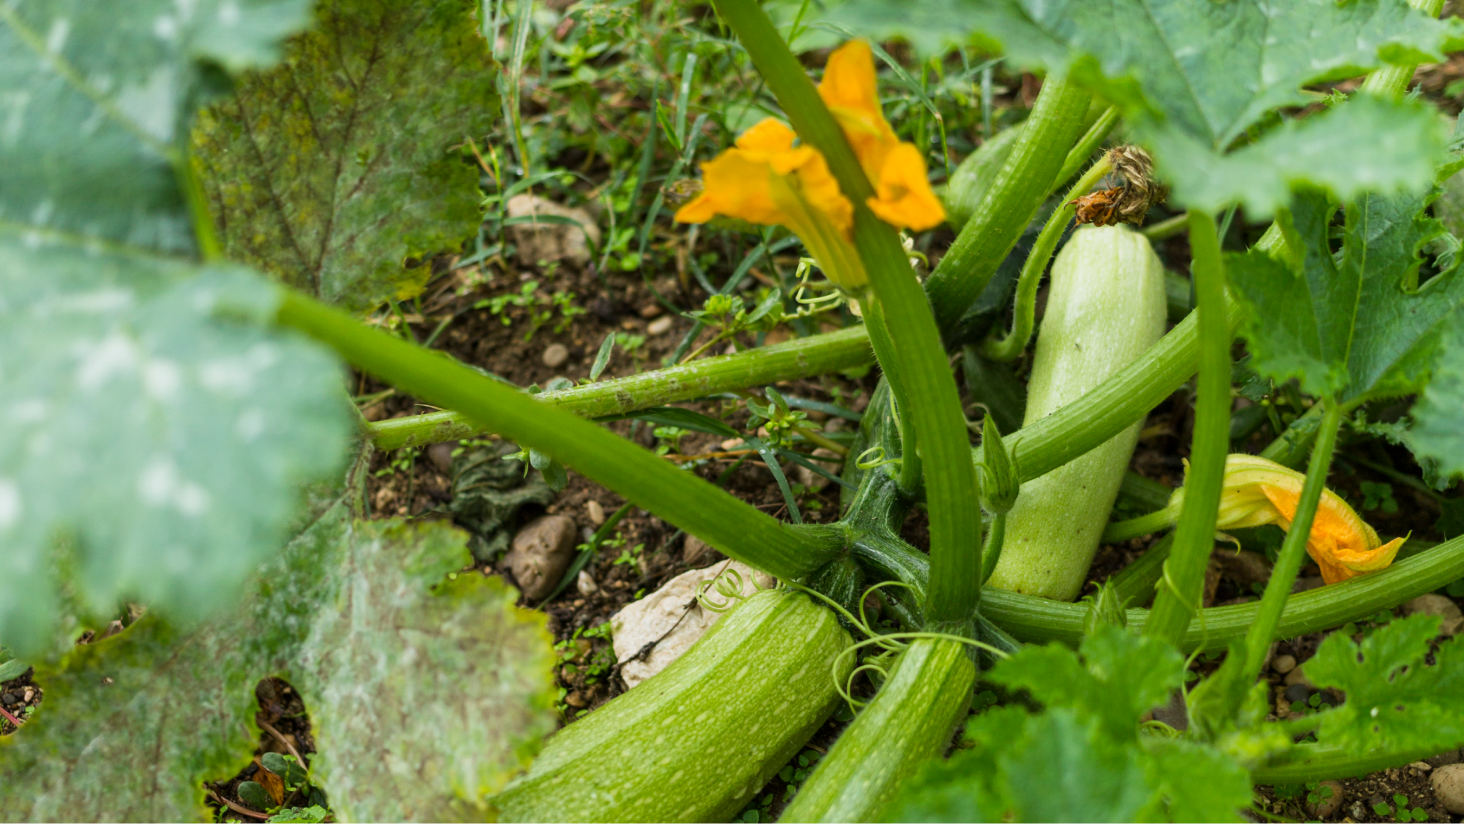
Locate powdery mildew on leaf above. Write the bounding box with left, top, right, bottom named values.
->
left=1225, top=187, right=1464, bottom=405
left=0, top=480, right=557, bottom=821
left=0, top=0, right=310, bottom=253
left=192, top=0, right=499, bottom=311
left=0, top=241, right=352, bottom=653
left=1412, top=324, right=1464, bottom=478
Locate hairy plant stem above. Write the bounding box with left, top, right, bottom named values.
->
left=1242, top=401, right=1344, bottom=675
left=925, top=76, right=1093, bottom=336
left=863, top=297, right=922, bottom=494
left=714, top=0, right=981, bottom=624
left=982, top=154, right=1114, bottom=361
left=1253, top=740, right=1463, bottom=785
left=1144, top=212, right=1231, bottom=648
left=366, top=325, right=873, bottom=450
left=274, top=290, right=846, bottom=580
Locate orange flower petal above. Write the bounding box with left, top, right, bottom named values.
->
left=818, top=41, right=896, bottom=153
left=866, top=142, right=946, bottom=231
left=736, top=118, right=799, bottom=155
left=674, top=150, right=784, bottom=227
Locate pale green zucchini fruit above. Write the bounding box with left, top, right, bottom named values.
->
left=489, top=588, right=853, bottom=822
left=779, top=637, right=975, bottom=823
left=986, top=225, right=1167, bottom=601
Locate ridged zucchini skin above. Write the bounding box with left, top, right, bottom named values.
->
left=490, top=589, right=853, bottom=822
left=778, top=637, right=975, bottom=823
left=987, top=225, right=1166, bottom=601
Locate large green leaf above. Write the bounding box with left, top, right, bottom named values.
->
left=1412, top=325, right=1464, bottom=478
left=0, top=236, right=353, bottom=653
left=884, top=628, right=1252, bottom=822
left=829, top=0, right=1456, bottom=215
left=0, top=0, right=310, bottom=252
left=0, top=473, right=557, bottom=821
left=1305, top=614, right=1464, bottom=755
left=192, top=0, right=498, bottom=311
left=1225, top=187, right=1464, bottom=405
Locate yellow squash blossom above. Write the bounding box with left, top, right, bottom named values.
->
left=674, top=41, right=944, bottom=291
left=1164, top=454, right=1406, bottom=585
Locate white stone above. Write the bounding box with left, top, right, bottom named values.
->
left=611, top=561, right=775, bottom=689
left=505, top=194, right=600, bottom=266
left=647, top=316, right=674, bottom=336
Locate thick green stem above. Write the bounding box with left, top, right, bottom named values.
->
left=1253, top=741, right=1462, bottom=785
left=714, top=0, right=981, bottom=624
left=1101, top=508, right=1175, bottom=545
left=982, top=155, right=1114, bottom=361
left=1144, top=212, right=1231, bottom=647
left=1242, top=402, right=1344, bottom=674
left=864, top=298, right=921, bottom=495
left=367, top=325, right=873, bottom=450
left=275, top=290, right=845, bottom=580
left=926, top=76, right=1093, bottom=336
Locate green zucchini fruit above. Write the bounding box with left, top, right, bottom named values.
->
left=779, top=637, right=975, bottom=822
left=490, top=588, right=853, bottom=822
left=986, top=225, right=1167, bottom=601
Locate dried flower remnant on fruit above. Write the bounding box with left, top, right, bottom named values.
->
left=674, top=41, right=944, bottom=291
left=1073, top=146, right=1168, bottom=227
left=1164, top=455, right=1406, bottom=584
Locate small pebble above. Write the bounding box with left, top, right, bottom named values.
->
left=21, top=687, right=33, bottom=702
left=1284, top=683, right=1311, bottom=704
left=576, top=570, right=598, bottom=597
left=586, top=500, right=606, bottom=525
left=542, top=343, right=569, bottom=368
left=720, top=438, right=744, bottom=450
left=647, top=316, right=674, bottom=336
left=1307, top=779, right=1344, bottom=819
left=0, top=692, right=14, bottom=705
left=1432, top=763, right=1464, bottom=814
left=565, top=691, right=589, bottom=709
left=639, top=303, right=663, bottom=319
left=1350, top=801, right=1369, bottom=821
left=427, top=441, right=457, bottom=474
left=1403, top=593, right=1464, bottom=636
left=1284, top=667, right=1313, bottom=688
left=1272, top=653, right=1297, bottom=675
left=1411, top=760, right=1433, bottom=772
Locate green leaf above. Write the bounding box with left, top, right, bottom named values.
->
left=0, top=240, right=352, bottom=653
left=1147, top=96, right=1447, bottom=218
left=1412, top=324, right=1464, bottom=479
left=0, top=0, right=310, bottom=253
left=1305, top=613, right=1464, bottom=754
left=988, top=625, right=1184, bottom=742
left=1226, top=187, right=1464, bottom=405
left=830, top=0, right=1456, bottom=214
left=1138, top=737, right=1253, bottom=823
left=1002, top=710, right=1153, bottom=822
left=0, top=478, right=557, bottom=821
left=192, top=0, right=499, bottom=311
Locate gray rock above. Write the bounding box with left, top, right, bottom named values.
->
left=1431, top=763, right=1464, bottom=814
left=504, top=515, right=579, bottom=601
left=542, top=343, right=569, bottom=368
left=683, top=536, right=725, bottom=568
left=586, top=499, right=606, bottom=525
left=1350, top=800, right=1368, bottom=822
left=1306, top=779, right=1344, bottom=819
left=576, top=570, right=598, bottom=597
left=506, top=194, right=600, bottom=266
left=427, top=441, right=458, bottom=474
left=1272, top=654, right=1297, bottom=675
left=1402, top=593, right=1464, bottom=636
left=1284, top=683, right=1312, bottom=704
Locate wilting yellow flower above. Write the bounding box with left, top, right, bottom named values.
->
left=673, top=40, right=945, bottom=290
left=1165, top=455, right=1406, bottom=585
left=817, top=41, right=945, bottom=232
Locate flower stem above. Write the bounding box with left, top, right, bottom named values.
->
left=982, top=154, right=1114, bottom=361
left=274, top=289, right=846, bottom=579
left=713, top=0, right=982, bottom=625
left=1242, top=401, right=1345, bottom=674
left=1049, top=106, right=1119, bottom=195
left=1143, top=211, right=1231, bottom=647
left=366, top=325, right=873, bottom=450
left=925, top=75, right=1093, bottom=337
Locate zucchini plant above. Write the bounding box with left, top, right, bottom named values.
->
left=5, top=0, right=1464, bottom=821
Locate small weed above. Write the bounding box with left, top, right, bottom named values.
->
left=1360, top=480, right=1399, bottom=514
